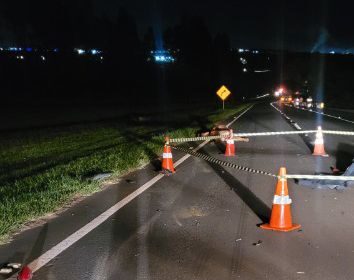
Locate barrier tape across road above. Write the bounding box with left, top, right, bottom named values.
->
left=169, top=135, right=224, bottom=143
left=171, top=145, right=278, bottom=178
left=232, top=130, right=317, bottom=137
left=285, top=175, right=354, bottom=181
left=169, top=129, right=354, bottom=143
left=172, top=145, right=354, bottom=182
left=322, top=130, right=354, bottom=136
left=234, top=130, right=354, bottom=137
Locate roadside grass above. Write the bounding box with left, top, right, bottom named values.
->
left=0, top=103, right=250, bottom=241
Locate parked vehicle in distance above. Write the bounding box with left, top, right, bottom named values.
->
left=297, top=96, right=325, bottom=110
left=279, top=95, right=293, bottom=104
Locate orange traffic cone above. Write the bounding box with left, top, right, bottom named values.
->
left=261, top=167, right=301, bottom=232
left=17, top=266, right=33, bottom=280
left=161, top=137, right=175, bottom=174
left=224, top=129, right=235, bottom=156
left=313, top=126, right=328, bottom=156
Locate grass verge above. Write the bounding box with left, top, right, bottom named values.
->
left=0, top=103, right=250, bottom=241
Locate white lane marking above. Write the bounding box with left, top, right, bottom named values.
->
left=270, top=102, right=283, bottom=114
left=294, top=123, right=302, bottom=130
left=24, top=104, right=255, bottom=275
left=226, top=104, right=254, bottom=128
left=271, top=102, right=303, bottom=130
left=314, top=110, right=354, bottom=124
left=290, top=104, right=354, bottom=125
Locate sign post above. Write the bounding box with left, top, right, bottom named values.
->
left=216, top=85, right=231, bottom=110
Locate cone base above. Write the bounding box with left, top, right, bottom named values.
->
left=312, top=152, right=329, bottom=157
left=224, top=154, right=235, bottom=157
left=260, top=223, right=301, bottom=232
left=161, top=168, right=175, bottom=175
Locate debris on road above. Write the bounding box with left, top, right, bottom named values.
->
left=236, top=238, right=242, bottom=242
left=8, top=263, right=22, bottom=269
left=0, top=262, right=22, bottom=275
left=126, top=179, right=136, bottom=184
left=297, top=160, right=354, bottom=190
left=253, top=240, right=262, bottom=246
left=0, top=267, right=13, bottom=274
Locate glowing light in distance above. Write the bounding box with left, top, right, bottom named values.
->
left=75, top=48, right=85, bottom=55
left=90, top=49, right=102, bottom=55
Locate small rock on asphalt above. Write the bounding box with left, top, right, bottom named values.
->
left=253, top=240, right=262, bottom=246
left=126, top=179, right=136, bottom=184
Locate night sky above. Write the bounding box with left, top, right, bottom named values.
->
left=1, top=0, right=353, bottom=52
left=93, top=0, right=354, bottom=51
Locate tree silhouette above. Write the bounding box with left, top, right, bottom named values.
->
left=143, top=26, right=155, bottom=51
left=165, top=16, right=213, bottom=67
left=107, top=8, right=140, bottom=58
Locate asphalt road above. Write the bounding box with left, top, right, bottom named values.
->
left=1, top=101, right=354, bottom=280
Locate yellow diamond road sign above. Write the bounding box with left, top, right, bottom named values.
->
left=217, top=85, right=231, bottom=101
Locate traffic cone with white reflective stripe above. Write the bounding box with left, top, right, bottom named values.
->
left=161, top=137, right=175, bottom=174
left=313, top=126, right=328, bottom=157
left=224, top=129, right=235, bottom=156
left=261, top=167, right=301, bottom=232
